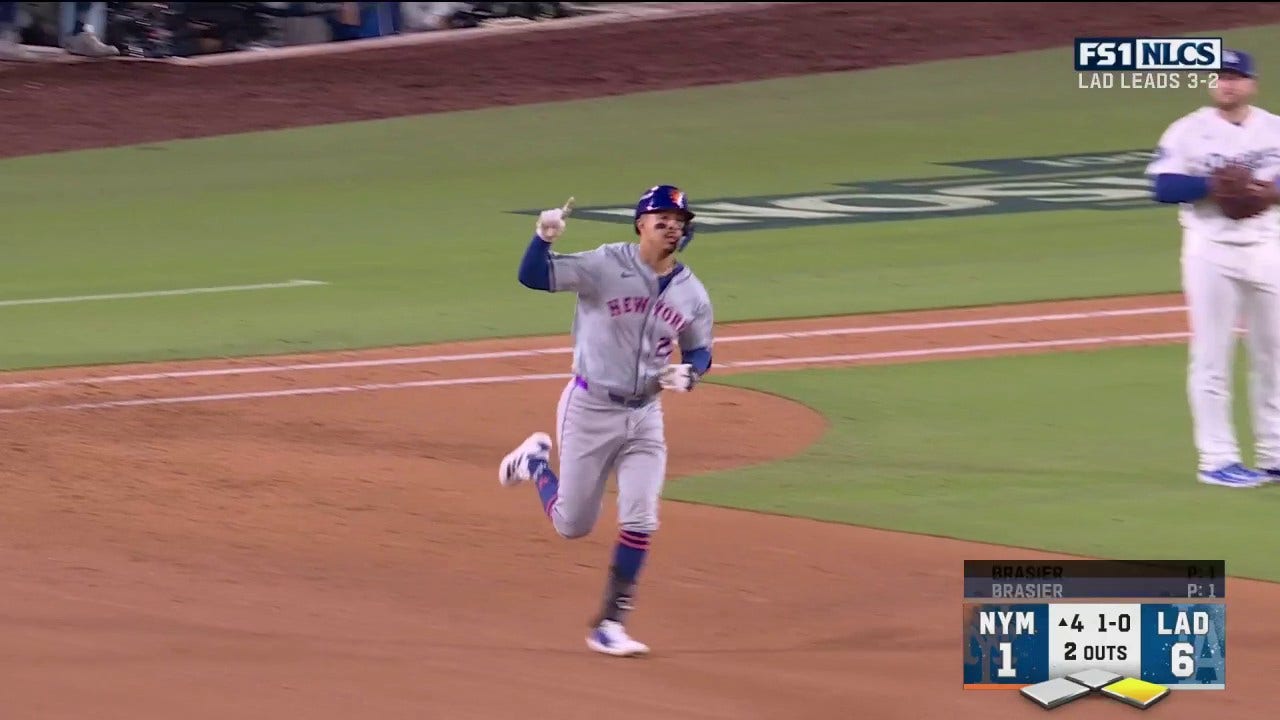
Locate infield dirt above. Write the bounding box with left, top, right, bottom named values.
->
left=1, top=4, right=1275, bottom=718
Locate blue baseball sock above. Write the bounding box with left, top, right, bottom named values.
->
left=530, top=457, right=559, bottom=519
left=613, top=529, right=650, bottom=583
left=593, top=529, right=651, bottom=625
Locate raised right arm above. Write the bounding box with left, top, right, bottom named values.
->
left=518, top=235, right=555, bottom=291
left=517, top=198, right=600, bottom=294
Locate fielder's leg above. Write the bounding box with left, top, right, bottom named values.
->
left=1182, top=250, right=1258, bottom=485
left=1242, top=244, right=1280, bottom=475
left=586, top=401, right=665, bottom=657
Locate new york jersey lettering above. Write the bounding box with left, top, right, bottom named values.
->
left=549, top=242, right=714, bottom=396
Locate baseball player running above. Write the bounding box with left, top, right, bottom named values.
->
left=1148, top=49, right=1280, bottom=487
left=498, top=185, right=715, bottom=656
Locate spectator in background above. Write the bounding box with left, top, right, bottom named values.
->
left=104, top=2, right=174, bottom=58
left=0, top=1, right=27, bottom=60
left=108, top=3, right=331, bottom=58
left=171, top=2, right=278, bottom=55
left=402, top=2, right=478, bottom=31
left=61, top=1, right=119, bottom=57
left=326, top=1, right=400, bottom=41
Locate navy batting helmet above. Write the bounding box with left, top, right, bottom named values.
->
left=634, top=184, right=696, bottom=251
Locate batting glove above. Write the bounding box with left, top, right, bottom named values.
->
left=658, top=363, right=699, bottom=392
left=536, top=197, right=575, bottom=243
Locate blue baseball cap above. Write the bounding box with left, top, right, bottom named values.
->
left=1221, top=49, right=1256, bottom=78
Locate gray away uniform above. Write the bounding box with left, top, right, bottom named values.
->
left=545, top=241, right=714, bottom=537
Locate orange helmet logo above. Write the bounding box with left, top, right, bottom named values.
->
left=667, top=188, right=685, bottom=207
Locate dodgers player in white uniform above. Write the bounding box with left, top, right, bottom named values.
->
left=1148, top=49, right=1280, bottom=487
left=498, top=185, right=715, bottom=656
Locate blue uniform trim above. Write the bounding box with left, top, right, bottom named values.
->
left=683, top=346, right=712, bottom=376
left=657, top=262, right=685, bottom=294
left=518, top=235, right=553, bottom=291
left=1153, top=173, right=1210, bottom=203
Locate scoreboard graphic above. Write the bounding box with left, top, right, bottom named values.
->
left=961, top=560, right=1226, bottom=710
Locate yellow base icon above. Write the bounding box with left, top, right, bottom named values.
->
left=1101, top=678, right=1171, bottom=709
left=1021, top=669, right=1169, bottom=710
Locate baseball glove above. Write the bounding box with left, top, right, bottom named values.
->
left=1209, top=163, right=1271, bottom=220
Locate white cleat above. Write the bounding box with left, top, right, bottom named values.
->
left=586, top=620, right=650, bottom=657
left=64, top=29, right=120, bottom=58
left=498, top=432, right=551, bottom=487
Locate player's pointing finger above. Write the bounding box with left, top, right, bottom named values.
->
left=562, top=197, right=576, bottom=216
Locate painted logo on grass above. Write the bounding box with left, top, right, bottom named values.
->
left=511, top=150, right=1158, bottom=232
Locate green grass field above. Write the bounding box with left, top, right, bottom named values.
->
left=6, top=24, right=1279, bottom=578
left=670, top=346, right=1280, bottom=581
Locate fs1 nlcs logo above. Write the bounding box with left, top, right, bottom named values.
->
left=1074, top=37, right=1223, bottom=71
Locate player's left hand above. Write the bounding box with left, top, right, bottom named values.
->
left=658, top=363, right=699, bottom=392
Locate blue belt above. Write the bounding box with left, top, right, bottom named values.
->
left=574, top=375, right=652, bottom=408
